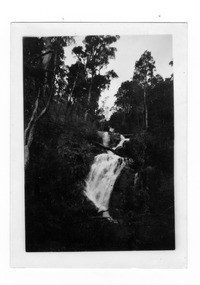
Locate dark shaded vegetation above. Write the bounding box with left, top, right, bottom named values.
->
left=110, top=132, right=175, bottom=250
left=26, top=119, right=100, bottom=251
left=24, top=37, right=174, bottom=251
left=108, top=76, right=174, bottom=249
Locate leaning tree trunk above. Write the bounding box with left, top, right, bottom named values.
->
left=24, top=80, right=55, bottom=168
left=24, top=124, right=36, bottom=168
left=24, top=88, right=41, bottom=168
left=24, top=51, right=57, bottom=169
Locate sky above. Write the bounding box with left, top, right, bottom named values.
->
left=64, top=35, right=173, bottom=116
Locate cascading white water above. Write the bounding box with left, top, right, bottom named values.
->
left=84, top=153, right=126, bottom=212
left=113, top=134, right=130, bottom=150
left=102, top=131, right=110, bottom=147
left=84, top=132, right=129, bottom=217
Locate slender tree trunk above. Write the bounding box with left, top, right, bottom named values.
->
left=85, top=75, right=94, bottom=121
left=70, top=74, right=78, bottom=100
left=143, top=88, right=148, bottom=130
left=87, top=80, right=93, bottom=105
left=84, top=110, right=88, bottom=121
left=68, top=74, right=79, bottom=120
left=54, top=100, right=63, bottom=124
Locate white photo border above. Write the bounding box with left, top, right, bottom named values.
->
left=10, top=22, right=187, bottom=268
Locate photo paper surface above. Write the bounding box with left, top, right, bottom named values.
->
left=10, top=23, right=187, bottom=268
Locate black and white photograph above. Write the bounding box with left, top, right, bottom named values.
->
left=1, top=0, right=199, bottom=281
left=10, top=22, right=187, bottom=268
left=23, top=32, right=175, bottom=252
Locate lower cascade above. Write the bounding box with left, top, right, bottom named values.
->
left=84, top=132, right=129, bottom=219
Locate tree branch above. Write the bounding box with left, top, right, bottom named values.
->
left=92, top=142, right=118, bottom=155
left=34, top=50, right=54, bottom=61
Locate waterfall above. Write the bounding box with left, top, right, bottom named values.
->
left=102, top=131, right=110, bottom=147
left=113, top=134, right=130, bottom=150
left=84, top=132, right=129, bottom=218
